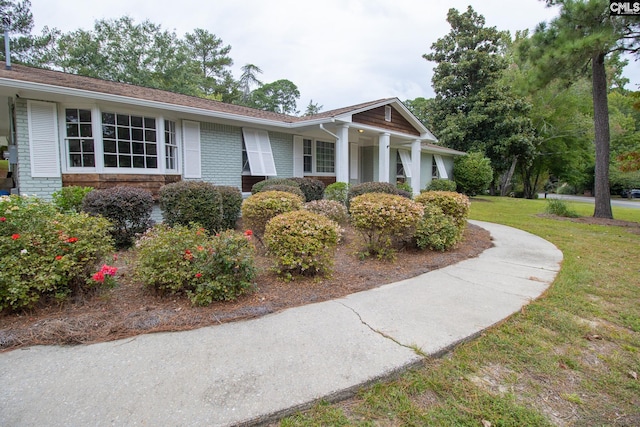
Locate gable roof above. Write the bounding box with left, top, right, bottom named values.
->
left=0, top=64, right=443, bottom=144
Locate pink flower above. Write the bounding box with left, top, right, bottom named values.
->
left=66, top=237, right=78, bottom=243
left=195, top=273, right=202, bottom=278
left=11, top=233, right=19, bottom=240
left=92, top=271, right=105, bottom=283
left=55, top=255, right=63, bottom=261
left=0, top=217, right=6, bottom=222
left=99, top=264, right=118, bottom=276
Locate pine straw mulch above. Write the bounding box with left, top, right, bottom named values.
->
left=0, top=223, right=493, bottom=352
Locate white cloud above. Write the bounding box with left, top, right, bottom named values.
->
left=29, top=0, right=638, bottom=111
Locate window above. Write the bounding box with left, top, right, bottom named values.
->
left=432, top=160, right=439, bottom=179
left=65, top=108, right=95, bottom=167
left=396, top=152, right=405, bottom=177
left=164, top=120, right=177, bottom=170
left=102, top=112, right=158, bottom=169
left=316, top=140, right=335, bottom=173
left=303, top=139, right=312, bottom=173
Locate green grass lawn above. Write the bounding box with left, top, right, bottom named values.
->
left=281, top=196, right=640, bottom=426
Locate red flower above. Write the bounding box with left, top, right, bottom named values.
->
left=244, top=230, right=253, bottom=236
left=55, top=255, right=63, bottom=260
left=11, top=233, right=19, bottom=240
left=195, top=273, right=202, bottom=278
left=184, top=249, right=193, bottom=261
left=0, top=217, right=6, bottom=222
left=100, top=264, right=118, bottom=276
left=66, top=237, right=78, bottom=243
left=92, top=271, right=105, bottom=283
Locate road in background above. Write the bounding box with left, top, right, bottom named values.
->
left=539, top=193, right=640, bottom=210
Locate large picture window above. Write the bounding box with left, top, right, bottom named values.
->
left=65, top=108, right=95, bottom=167
left=102, top=113, right=158, bottom=169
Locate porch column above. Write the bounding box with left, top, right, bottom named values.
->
left=336, top=124, right=349, bottom=183
left=411, top=139, right=422, bottom=195
left=378, top=132, right=390, bottom=183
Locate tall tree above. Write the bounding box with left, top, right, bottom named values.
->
left=238, top=63, right=262, bottom=104
left=51, top=17, right=202, bottom=96
left=423, top=6, right=536, bottom=195
left=526, top=0, right=640, bottom=218
left=248, top=79, right=300, bottom=115
left=0, top=0, right=57, bottom=66
left=183, top=28, right=236, bottom=100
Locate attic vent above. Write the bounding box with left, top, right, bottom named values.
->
left=385, top=105, right=391, bottom=122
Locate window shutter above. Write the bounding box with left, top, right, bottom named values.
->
left=293, top=135, right=303, bottom=177
left=398, top=150, right=412, bottom=178
left=242, top=128, right=277, bottom=176
left=182, top=120, right=201, bottom=178
left=27, top=101, right=60, bottom=178
left=434, top=154, right=449, bottom=179
left=350, top=143, right=359, bottom=180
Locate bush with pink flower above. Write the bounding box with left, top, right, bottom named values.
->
left=0, top=195, right=114, bottom=311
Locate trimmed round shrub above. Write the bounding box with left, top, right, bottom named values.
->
left=414, top=191, right=470, bottom=229
left=347, top=182, right=412, bottom=208
left=134, top=224, right=256, bottom=305
left=304, top=199, right=349, bottom=225
left=241, top=191, right=304, bottom=238
left=264, top=210, right=340, bottom=280
left=414, top=205, right=461, bottom=251
left=215, top=185, right=243, bottom=230
left=325, top=182, right=349, bottom=205
left=0, top=195, right=114, bottom=311
left=454, top=152, right=493, bottom=196
left=82, top=186, right=153, bottom=249
left=52, top=186, right=93, bottom=213
left=261, top=184, right=306, bottom=201
left=396, top=181, right=412, bottom=193
left=349, top=193, right=423, bottom=259
left=159, top=181, right=223, bottom=233
left=426, top=179, right=457, bottom=192
left=251, top=178, right=300, bottom=194
left=289, top=177, right=325, bottom=201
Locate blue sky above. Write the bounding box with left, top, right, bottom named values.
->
left=30, top=0, right=639, bottom=111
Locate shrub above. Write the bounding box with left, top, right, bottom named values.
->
left=453, top=152, right=493, bottom=196
left=82, top=186, right=153, bottom=249
left=545, top=199, right=579, bottom=218
left=216, top=185, right=243, bottom=230
left=134, top=224, right=256, bottom=305
left=396, top=181, right=413, bottom=193
left=414, top=191, right=470, bottom=230
left=0, top=195, right=114, bottom=311
left=347, top=182, right=411, bottom=208
left=426, top=179, right=457, bottom=192
left=289, top=177, right=326, bottom=201
left=241, top=191, right=303, bottom=238
left=325, top=182, right=349, bottom=205
left=251, top=178, right=300, bottom=194
left=264, top=210, right=340, bottom=280
left=304, top=199, right=349, bottom=225
left=261, top=184, right=306, bottom=201
left=159, top=181, right=223, bottom=233
left=349, top=193, right=423, bottom=259
left=414, top=205, right=461, bottom=251
left=52, top=186, right=93, bottom=213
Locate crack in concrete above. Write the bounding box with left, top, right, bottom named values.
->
left=441, top=269, right=546, bottom=299
left=337, top=302, right=425, bottom=356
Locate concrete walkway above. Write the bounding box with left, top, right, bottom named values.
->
left=0, top=221, right=563, bottom=427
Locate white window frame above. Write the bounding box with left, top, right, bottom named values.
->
left=302, top=138, right=335, bottom=176
left=58, top=104, right=181, bottom=175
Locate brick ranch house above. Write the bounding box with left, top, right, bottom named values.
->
left=0, top=64, right=463, bottom=199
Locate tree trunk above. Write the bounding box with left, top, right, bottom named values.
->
left=499, top=156, right=518, bottom=196
left=591, top=53, right=613, bottom=219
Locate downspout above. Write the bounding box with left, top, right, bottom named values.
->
left=318, top=123, right=338, bottom=140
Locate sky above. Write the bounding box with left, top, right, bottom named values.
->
left=30, top=0, right=639, bottom=112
